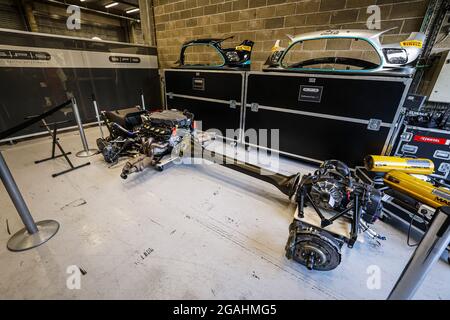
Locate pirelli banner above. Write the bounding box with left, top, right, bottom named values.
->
left=0, top=28, right=161, bottom=140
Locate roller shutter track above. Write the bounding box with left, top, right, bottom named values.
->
left=0, top=0, right=26, bottom=31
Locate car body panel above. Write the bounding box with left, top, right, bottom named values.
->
left=265, top=29, right=425, bottom=76
left=176, top=37, right=254, bottom=70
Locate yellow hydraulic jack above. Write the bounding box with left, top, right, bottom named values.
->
left=364, top=155, right=450, bottom=210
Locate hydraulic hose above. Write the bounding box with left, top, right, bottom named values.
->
left=111, top=122, right=137, bottom=138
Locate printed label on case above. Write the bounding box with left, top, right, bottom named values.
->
left=434, top=150, right=450, bottom=160
left=413, top=135, right=450, bottom=145
left=298, top=85, right=323, bottom=103
left=401, top=144, right=418, bottom=154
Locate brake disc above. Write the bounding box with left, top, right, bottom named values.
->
left=286, top=221, right=342, bottom=271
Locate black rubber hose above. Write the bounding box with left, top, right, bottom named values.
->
left=111, top=122, right=137, bottom=138
left=0, top=100, right=72, bottom=140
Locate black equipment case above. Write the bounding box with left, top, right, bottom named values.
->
left=244, top=71, right=412, bottom=167
left=164, top=69, right=245, bottom=141
left=164, top=69, right=412, bottom=168
left=394, top=125, right=450, bottom=182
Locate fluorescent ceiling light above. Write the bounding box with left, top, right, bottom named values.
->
left=126, top=8, right=139, bottom=13
left=105, top=2, right=119, bottom=8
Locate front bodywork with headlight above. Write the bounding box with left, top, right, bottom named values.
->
left=176, top=37, right=254, bottom=70
left=265, top=29, right=425, bottom=76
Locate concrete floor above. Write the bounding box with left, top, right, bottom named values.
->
left=0, top=127, right=449, bottom=300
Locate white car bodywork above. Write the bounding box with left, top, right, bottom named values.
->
left=266, top=28, right=426, bottom=75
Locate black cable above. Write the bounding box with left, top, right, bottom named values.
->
left=407, top=209, right=429, bottom=247
left=0, top=100, right=72, bottom=140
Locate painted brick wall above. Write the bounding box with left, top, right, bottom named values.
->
left=154, top=0, right=431, bottom=70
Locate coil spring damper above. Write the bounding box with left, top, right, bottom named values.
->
left=285, top=220, right=343, bottom=271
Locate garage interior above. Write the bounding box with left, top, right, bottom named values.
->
left=1, top=0, right=450, bottom=300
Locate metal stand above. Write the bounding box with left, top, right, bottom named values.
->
left=92, top=94, right=104, bottom=139
left=35, top=120, right=72, bottom=163
left=34, top=119, right=90, bottom=177
left=0, top=152, right=59, bottom=252
left=141, top=93, right=146, bottom=111
left=72, top=98, right=97, bottom=158
left=388, top=206, right=450, bottom=300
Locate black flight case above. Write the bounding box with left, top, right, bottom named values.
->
left=164, top=69, right=245, bottom=142
left=243, top=71, right=412, bottom=168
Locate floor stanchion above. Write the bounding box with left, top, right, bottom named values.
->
left=141, top=93, right=146, bottom=111
left=0, top=152, right=59, bottom=252
left=72, top=97, right=97, bottom=158
left=92, top=94, right=104, bottom=139
left=388, top=206, right=450, bottom=300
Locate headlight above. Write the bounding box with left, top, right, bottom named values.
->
left=383, top=48, right=408, bottom=64
left=226, top=51, right=240, bottom=62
